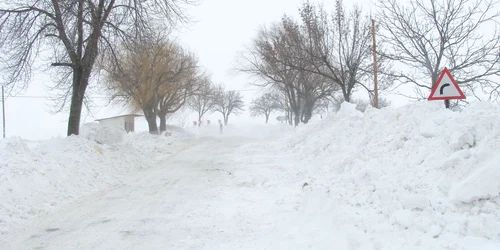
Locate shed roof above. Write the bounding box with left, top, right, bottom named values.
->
left=95, top=114, right=143, bottom=121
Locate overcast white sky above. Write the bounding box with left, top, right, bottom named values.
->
left=2, top=0, right=409, bottom=140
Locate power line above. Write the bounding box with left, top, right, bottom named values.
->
left=7, top=95, right=111, bottom=99
left=4, top=88, right=260, bottom=99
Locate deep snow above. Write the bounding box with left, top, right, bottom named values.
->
left=1, top=101, right=499, bottom=249
left=0, top=124, right=196, bottom=235
left=267, top=101, right=500, bottom=250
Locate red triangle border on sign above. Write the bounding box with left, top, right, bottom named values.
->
left=428, top=67, right=466, bottom=100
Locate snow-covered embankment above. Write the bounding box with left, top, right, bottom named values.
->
left=0, top=123, right=193, bottom=234
left=268, top=102, right=500, bottom=249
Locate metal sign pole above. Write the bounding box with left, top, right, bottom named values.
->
left=444, top=100, right=450, bottom=109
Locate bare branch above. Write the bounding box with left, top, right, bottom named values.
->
left=0, top=0, right=198, bottom=135
left=377, top=0, right=500, bottom=101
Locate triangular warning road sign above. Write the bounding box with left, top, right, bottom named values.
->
left=428, top=67, right=466, bottom=100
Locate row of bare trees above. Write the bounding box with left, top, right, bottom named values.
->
left=249, top=92, right=282, bottom=124
left=239, top=0, right=500, bottom=120
left=1, top=0, right=498, bottom=135
left=237, top=0, right=392, bottom=126
left=0, top=0, right=198, bottom=136
left=104, top=33, right=246, bottom=133
left=0, top=0, right=247, bottom=135
left=188, top=82, right=245, bottom=126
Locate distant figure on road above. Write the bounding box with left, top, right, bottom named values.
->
left=218, top=119, right=223, bottom=135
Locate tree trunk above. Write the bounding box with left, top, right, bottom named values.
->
left=159, top=114, right=167, bottom=133
left=224, top=114, right=229, bottom=126
left=287, top=110, right=292, bottom=125
left=265, top=113, right=269, bottom=124
left=301, top=101, right=314, bottom=124
left=144, top=110, right=158, bottom=134
left=290, top=103, right=301, bottom=127
left=198, top=112, right=203, bottom=123
left=67, top=68, right=90, bottom=136
left=294, top=114, right=300, bottom=127
left=302, top=108, right=312, bottom=124
left=343, top=90, right=350, bottom=103
left=293, top=106, right=300, bottom=127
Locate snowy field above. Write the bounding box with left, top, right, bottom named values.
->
left=1, top=102, right=499, bottom=249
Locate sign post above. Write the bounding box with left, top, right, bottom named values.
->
left=427, top=67, right=466, bottom=108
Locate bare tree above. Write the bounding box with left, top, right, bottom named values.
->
left=188, top=76, right=216, bottom=122
left=296, top=69, right=333, bottom=123
left=272, top=88, right=292, bottom=124
left=294, top=1, right=392, bottom=103
left=237, top=1, right=386, bottom=125
left=376, top=0, right=500, bottom=103
left=106, top=37, right=198, bottom=134
left=0, top=0, right=196, bottom=136
left=106, top=39, right=162, bottom=134
left=237, top=16, right=302, bottom=126
left=250, top=92, right=280, bottom=123
left=237, top=15, right=333, bottom=126
left=212, top=86, right=245, bottom=126
left=155, top=44, right=200, bottom=133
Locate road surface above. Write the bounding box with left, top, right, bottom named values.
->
left=1, top=135, right=300, bottom=250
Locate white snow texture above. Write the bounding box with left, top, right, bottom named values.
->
left=1, top=102, right=499, bottom=250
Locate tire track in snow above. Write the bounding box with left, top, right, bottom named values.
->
left=1, top=135, right=301, bottom=250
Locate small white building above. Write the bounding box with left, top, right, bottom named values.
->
left=95, top=114, right=142, bottom=133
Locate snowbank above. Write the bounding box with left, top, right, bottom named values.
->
left=2, top=101, right=500, bottom=249
left=270, top=101, right=500, bottom=249
left=449, top=155, right=500, bottom=203
left=80, top=122, right=126, bottom=144
left=0, top=124, right=193, bottom=234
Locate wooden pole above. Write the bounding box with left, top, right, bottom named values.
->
left=371, top=19, right=379, bottom=109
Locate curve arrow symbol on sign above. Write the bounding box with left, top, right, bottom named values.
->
left=440, top=83, right=450, bottom=95
left=428, top=67, right=465, bottom=100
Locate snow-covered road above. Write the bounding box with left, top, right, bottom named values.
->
left=2, top=135, right=300, bottom=250
left=4, top=103, right=500, bottom=250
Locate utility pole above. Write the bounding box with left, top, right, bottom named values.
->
left=2, top=85, right=5, bottom=138
left=371, top=19, right=379, bottom=109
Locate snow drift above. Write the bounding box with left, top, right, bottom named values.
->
left=0, top=124, right=194, bottom=234
left=267, top=101, right=500, bottom=249
left=1, top=101, right=500, bottom=250
left=80, top=122, right=126, bottom=144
